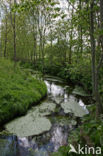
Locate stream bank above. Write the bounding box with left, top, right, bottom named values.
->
left=0, top=59, right=47, bottom=126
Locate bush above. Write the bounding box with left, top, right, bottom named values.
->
left=57, top=59, right=92, bottom=92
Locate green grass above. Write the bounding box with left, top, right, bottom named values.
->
left=0, top=59, right=47, bottom=125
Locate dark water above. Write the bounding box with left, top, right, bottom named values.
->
left=0, top=77, right=89, bottom=156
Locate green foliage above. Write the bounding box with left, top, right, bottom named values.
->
left=45, top=40, right=68, bottom=65
left=20, top=61, right=34, bottom=69
left=57, top=57, right=92, bottom=92
left=0, top=59, right=47, bottom=125
left=52, top=146, right=69, bottom=156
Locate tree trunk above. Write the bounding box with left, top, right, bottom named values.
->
left=69, top=30, right=72, bottom=64
left=79, top=0, right=83, bottom=55
left=13, top=0, right=16, bottom=63
left=90, top=0, right=96, bottom=97
left=33, top=23, right=37, bottom=64
left=4, top=14, right=7, bottom=58
left=0, top=34, right=2, bottom=57
left=68, top=8, right=73, bottom=64
left=90, top=0, right=103, bottom=116
left=95, top=70, right=103, bottom=116
left=94, top=0, right=103, bottom=116
left=33, top=35, right=37, bottom=64
left=100, top=0, right=103, bottom=47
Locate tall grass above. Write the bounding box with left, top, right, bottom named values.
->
left=0, top=59, right=47, bottom=125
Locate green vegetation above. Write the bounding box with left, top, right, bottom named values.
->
left=0, top=59, right=47, bottom=125
left=52, top=105, right=103, bottom=156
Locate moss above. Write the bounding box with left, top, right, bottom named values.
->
left=0, top=59, right=47, bottom=126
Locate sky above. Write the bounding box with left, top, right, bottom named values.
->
left=59, top=0, right=68, bottom=9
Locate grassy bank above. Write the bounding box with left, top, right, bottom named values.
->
left=0, top=59, right=47, bottom=126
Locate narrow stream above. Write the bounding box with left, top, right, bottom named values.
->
left=0, top=77, right=89, bottom=156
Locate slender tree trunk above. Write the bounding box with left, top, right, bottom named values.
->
left=50, top=28, right=53, bottom=48
left=42, top=29, right=45, bottom=73
left=69, top=30, right=72, bottom=64
left=95, top=0, right=103, bottom=116
left=0, top=33, right=2, bottom=57
left=30, top=51, right=33, bottom=62
left=95, top=70, right=103, bottom=116
left=13, top=0, right=16, bottom=63
left=69, top=8, right=73, bottom=64
left=90, top=0, right=96, bottom=97
left=4, top=14, right=7, bottom=58
left=90, top=0, right=103, bottom=116
left=0, top=7, right=1, bottom=57
left=32, top=11, right=38, bottom=64
left=64, top=33, right=67, bottom=64
left=94, top=0, right=103, bottom=116
left=39, top=29, right=44, bottom=72
left=33, top=35, right=37, bottom=64
left=33, top=23, right=37, bottom=64
left=10, top=0, right=16, bottom=64
left=79, top=0, right=83, bottom=55
left=100, top=0, right=103, bottom=47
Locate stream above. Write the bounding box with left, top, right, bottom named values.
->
left=0, top=77, right=89, bottom=156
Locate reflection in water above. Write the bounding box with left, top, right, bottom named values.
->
left=16, top=124, right=68, bottom=156
left=51, top=126, right=68, bottom=151
left=0, top=136, right=17, bottom=156
left=45, top=80, right=68, bottom=103
left=18, top=137, right=31, bottom=148
left=45, top=81, right=65, bottom=97
left=0, top=78, right=89, bottom=156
